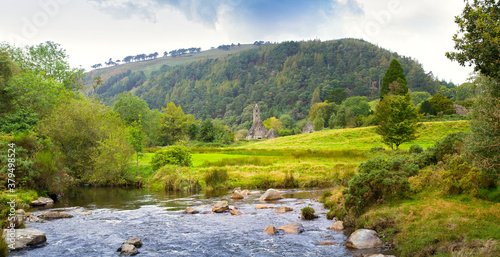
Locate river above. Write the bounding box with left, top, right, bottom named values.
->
left=12, top=187, right=367, bottom=256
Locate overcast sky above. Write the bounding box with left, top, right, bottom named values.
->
left=0, top=0, right=474, bottom=84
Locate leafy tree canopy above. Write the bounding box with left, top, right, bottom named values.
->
left=380, top=59, right=408, bottom=100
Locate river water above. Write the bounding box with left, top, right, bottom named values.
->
left=12, top=187, right=362, bottom=257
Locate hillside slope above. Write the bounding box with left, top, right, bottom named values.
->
left=91, top=39, right=455, bottom=129
left=239, top=121, right=469, bottom=150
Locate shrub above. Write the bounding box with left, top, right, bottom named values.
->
left=151, top=145, right=192, bottom=170
left=370, top=146, right=385, bottom=152
left=409, top=144, right=424, bottom=154
left=442, top=155, right=490, bottom=196
left=204, top=167, right=229, bottom=189
left=301, top=207, right=318, bottom=220
left=427, top=132, right=465, bottom=164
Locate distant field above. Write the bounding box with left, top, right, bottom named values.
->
left=86, top=44, right=258, bottom=82
left=239, top=120, right=469, bottom=151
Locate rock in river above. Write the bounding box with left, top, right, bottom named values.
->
left=259, top=189, right=284, bottom=201
left=117, top=243, right=139, bottom=256
left=328, top=221, right=344, bottom=231
left=125, top=237, right=143, bottom=248
left=274, top=206, right=293, bottom=213
left=231, top=191, right=245, bottom=199
left=345, top=229, right=383, bottom=249
left=277, top=223, right=304, bottom=234
left=230, top=209, right=242, bottom=215
left=212, top=201, right=229, bottom=213
left=263, top=225, right=277, bottom=235
left=38, top=211, right=73, bottom=220
left=3, top=228, right=46, bottom=250
left=30, top=197, right=54, bottom=207
left=183, top=207, right=199, bottom=214
left=255, top=204, right=269, bottom=209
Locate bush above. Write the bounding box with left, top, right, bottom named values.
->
left=370, top=146, right=385, bottom=152
left=204, top=167, right=229, bottom=189
left=409, top=144, right=424, bottom=154
left=301, top=207, right=318, bottom=220
left=427, top=132, right=465, bottom=164
left=442, top=155, right=490, bottom=196
left=151, top=144, right=192, bottom=170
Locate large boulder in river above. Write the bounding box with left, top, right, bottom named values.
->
left=263, top=225, right=277, bottom=235
left=345, top=229, right=383, bottom=249
left=124, top=237, right=142, bottom=248
left=259, top=189, right=284, bottom=201
left=278, top=223, right=304, bottom=234
left=117, top=243, right=139, bottom=256
left=3, top=228, right=46, bottom=250
left=38, top=211, right=73, bottom=220
left=231, top=191, right=245, bottom=199
left=328, top=221, right=344, bottom=231
left=30, top=197, right=54, bottom=207
left=212, top=201, right=229, bottom=213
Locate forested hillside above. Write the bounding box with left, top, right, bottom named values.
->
left=92, top=39, right=454, bottom=128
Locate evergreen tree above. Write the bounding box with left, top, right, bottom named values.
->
left=311, top=87, right=321, bottom=106
left=375, top=94, right=421, bottom=150
left=380, top=59, right=408, bottom=100
left=198, top=119, right=215, bottom=142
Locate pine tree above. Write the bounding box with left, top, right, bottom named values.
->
left=380, top=59, right=408, bottom=100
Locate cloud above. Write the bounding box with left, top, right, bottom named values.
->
left=88, top=0, right=363, bottom=31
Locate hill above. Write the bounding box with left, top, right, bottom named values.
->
left=89, top=38, right=456, bottom=129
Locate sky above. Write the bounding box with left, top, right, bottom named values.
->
left=0, top=0, right=474, bottom=84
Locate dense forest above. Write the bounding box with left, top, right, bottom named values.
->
left=92, top=39, right=455, bottom=129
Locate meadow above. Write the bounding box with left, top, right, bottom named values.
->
left=136, top=120, right=469, bottom=190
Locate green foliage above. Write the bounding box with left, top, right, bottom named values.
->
left=429, top=93, right=454, bottom=114
left=442, top=155, right=490, bottom=196
left=204, top=167, right=229, bottom=189
left=341, top=96, right=371, bottom=117
left=149, top=165, right=200, bottom=192
left=446, top=0, right=500, bottom=81
left=326, top=88, right=347, bottom=104
left=279, top=114, right=296, bottom=130
left=309, top=102, right=337, bottom=125
left=112, top=92, right=149, bottom=124
left=380, top=59, right=408, bottom=100
left=37, top=98, right=134, bottom=184
left=345, top=155, right=412, bottom=214
left=301, top=207, right=318, bottom=220
left=409, top=144, right=424, bottom=154
left=375, top=94, right=421, bottom=149
left=151, top=144, right=192, bottom=170
left=466, top=75, right=500, bottom=180
left=3, top=41, right=84, bottom=91
left=0, top=108, right=39, bottom=134
left=159, top=102, right=194, bottom=145
left=198, top=119, right=215, bottom=142
left=410, top=91, right=431, bottom=106
left=263, top=117, right=283, bottom=131
left=328, top=113, right=336, bottom=128
left=310, top=87, right=321, bottom=106
left=313, top=109, right=325, bottom=131
left=419, top=99, right=435, bottom=115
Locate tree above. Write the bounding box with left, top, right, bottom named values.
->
left=159, top=102, right=193, bottom=145
left=419, top=100, right=436, bottom=115
left=279, top=114, right=296, bottom=129
left=466, top=74, right=500, bottom=179
left=3, top=41, right=84, bottom=90
left=127, top=119, right=143, bottom=175
left=375, top=94, right=421, bottom=150
left=429, top=93, right=454, bottom=114
left=37, top=98, right=133, bottom=183
left=341, top=96, right=371, bottom=117
left=380, top=59, right=408, bottom=100
left=446, top=0, right=500, bottom=81
left=311, top=87, right=321, bottom=106
left=113, top=92, right=150, bottom=124
left=263, top=117, right=283, bottom=131
left=198, top=119, right=215, bottom=142
left=313, top=109, right=325, bottom=131
left=326, top=88, right=347, bottom=104
left=411, top=91, right=431, bottom=106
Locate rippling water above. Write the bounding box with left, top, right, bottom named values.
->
left=12, top=188, right=357, bottom=257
